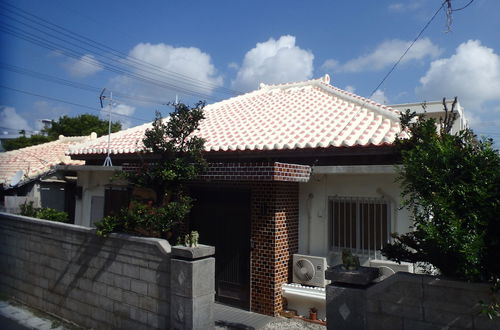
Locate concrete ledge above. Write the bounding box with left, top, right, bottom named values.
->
left=0, top=212, right=172, bottom=255
left=172, top=245, right=215, bottom=260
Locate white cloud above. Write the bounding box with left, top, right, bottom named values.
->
left=371, top=90, right=390, bottom=104
left=416, top=40, right=500, bottom=112
left=321, top=59, right=339, bottom=71
left=228, top=62, right=239, bottom=70
left=345, top=85, right=356, bottom=93
left=231, top=35, right=314, bottom=92
left=101, top=103, right=136, bottom=129
left=330, top=38, right=442, bottom=73
left=33, top=101, right=68, bottom=123
left=64, top=54, right=103, bottom=78
left=0, top=106, right=32, bottom=133
left=110, top=43, right=223, bottom=104
left=388, top=1, right=424, bottom=12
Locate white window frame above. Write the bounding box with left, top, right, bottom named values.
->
left=328, top=196, right=391, bottom=259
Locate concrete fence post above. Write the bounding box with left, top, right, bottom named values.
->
left=325, top=266, right=379, bottom=330
left=170, top=245, right=215, bottom=330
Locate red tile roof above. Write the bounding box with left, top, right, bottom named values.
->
left=69, top=75, right=406, bottom=156
left=0, top=135, right=95, bottom=187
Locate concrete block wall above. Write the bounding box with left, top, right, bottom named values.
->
left=364, top=272, right=500, bottom=330
left=0, top=212, right=172, bottom=329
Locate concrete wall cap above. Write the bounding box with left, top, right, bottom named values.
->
left=171, top=244, right=215, bottom=259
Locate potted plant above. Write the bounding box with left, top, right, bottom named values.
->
left=309, top=307, right=318, bottom=321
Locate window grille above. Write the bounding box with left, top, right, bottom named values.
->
left=328, top=197, right=390, bottom=259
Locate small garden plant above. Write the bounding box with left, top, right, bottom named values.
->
left=20, top=201, right=69, bottom=223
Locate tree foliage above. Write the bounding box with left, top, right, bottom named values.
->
left=3, top=114, right=121, bottom=151
left=43, top=114, right=121, bottom=139
left=96, top=102, right=207, bottom=238
left=3, top=134, right=52, bottom=151
left=382, top=99, right=500, bottom=284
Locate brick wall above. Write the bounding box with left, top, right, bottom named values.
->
left=250, top=181, right=299, bottom=316
left=199, top=180, right=298, bottom=316
left=200, top=162, right=310, bottom=182
left=123, top=161, right=311, bottom=183
left=0, top=213, right=171, bottom=329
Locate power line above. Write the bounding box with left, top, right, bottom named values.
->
left=367, top=1, right=446, bottom=99
left=0, top=84, right=151, bottom=123
left=452, top=0, right=474, bottom=11
left=0, top=21, right=224, bottom=103
left=0, top=2, right=242, bottom=98
left=0, top=126, right=38, bottom=133
left=0, top=62, right=175, bottom=105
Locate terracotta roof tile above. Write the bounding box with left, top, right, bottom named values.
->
left=69, top=75, right=406, bottom=156
left=0, top=135, right=94, bottom=187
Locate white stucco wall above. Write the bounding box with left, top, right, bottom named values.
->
left=298, top=166, right=411, bottom=265
left=74, top=170, right=115, bottom=227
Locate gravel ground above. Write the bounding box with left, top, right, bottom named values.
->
left=261, top=318, right=326, bottom=330
left=215, top=317, right=326, bottom=330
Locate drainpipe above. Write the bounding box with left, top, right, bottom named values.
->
left=306, top=193, right=314, bottom=254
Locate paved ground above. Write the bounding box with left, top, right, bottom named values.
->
left=1, top=299, right=326, bottom=330
left=0, top=300, right=79, bottom=330
left=214, top=303, right=326, bottom=330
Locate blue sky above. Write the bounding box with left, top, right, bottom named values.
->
left=1, top=0, right=499, bottom=142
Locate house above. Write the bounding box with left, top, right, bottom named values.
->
left=65, top=75, right=467, bottom=317
left=0, top=133, right=96, bottom=221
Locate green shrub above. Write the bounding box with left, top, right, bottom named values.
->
left=19, top=201, right=68, bottom=223
left=95, top=198, right=192, bottom=238
left=19, top=201, right=37, bottom=217
left=383, top=105, right=500, bottom=282
left=35, top=208, right=68, bottom=223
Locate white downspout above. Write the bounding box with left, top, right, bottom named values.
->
left=306, top=193, right=314, bottom=254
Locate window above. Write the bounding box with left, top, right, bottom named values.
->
left=328, top=197, right=390, bottom=257
left=104, top=186, right=130, bottom=217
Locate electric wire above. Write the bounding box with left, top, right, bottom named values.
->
left=0, top=62, right=176, bottom=105
left=0, top=21, right=222, bottom=102
left=0, top=2, right=241, bottom=97
left=0, top=2, right=231, bottom=94
left=0, top=126, right=39, bottom=133
left=366, top=1, right=446, bottom=99
left=0, top=84, right=151, bottom=123
left=452, top=0, right=474, bottom=11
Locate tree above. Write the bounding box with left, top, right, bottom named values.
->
left=3, top=114, right=122, bottom=151
left=3, top=134, right=52, bottom=151
left=43, top=114, right=121, bottom=139
left=95, top=102, right=207, bottom=239
left=382, top=98, right=500, bottom=284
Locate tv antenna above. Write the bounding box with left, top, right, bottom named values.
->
left=99, top=88, right=114, bottom=166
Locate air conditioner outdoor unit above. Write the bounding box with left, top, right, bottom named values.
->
left=292, top=254, right=329, bottom=288
left=369, top=260, right=414, bottom=280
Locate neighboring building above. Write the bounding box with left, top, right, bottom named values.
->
left=390, top=99, right=468, bottom=132
left=66, top=75, right=467, bottom=317
left=0, top=133, right=97, bottom=221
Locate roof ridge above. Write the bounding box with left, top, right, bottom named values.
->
left=314, top=80, right=401, bottom=121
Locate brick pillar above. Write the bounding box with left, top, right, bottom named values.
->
left=251, top=182, right=299, bottom=316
